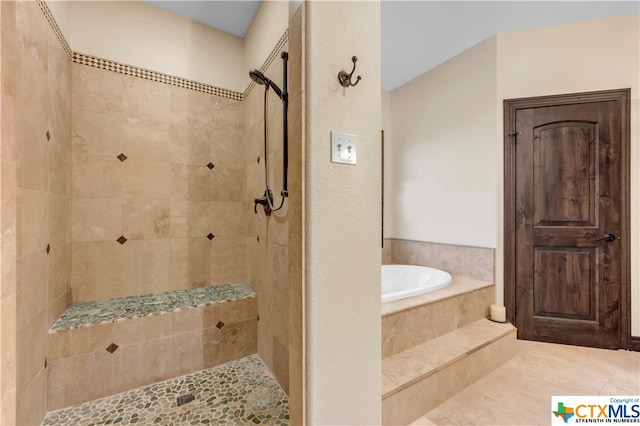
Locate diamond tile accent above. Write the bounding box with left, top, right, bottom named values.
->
left=117, top=153, right=127, bottom=162
left=256, top=235, right=260, bottom=243
left=207, top=162, right=215, bottom=170
left=116, top=236, right=127, bottom=245
left=216, top=321, right=224, bottom=330
left=257, top=156, right=260, bottom=164
left=207, top=233, right=215, bottom=240
left=106, top=343, right=118, bottom=353
left=46, top=130, right=51, bottom=141
left=46, top=244, right=50, bottom=254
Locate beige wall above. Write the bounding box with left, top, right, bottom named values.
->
left=1, top=1, right=73, bottom=424
left=495, top=14, right=640, bottom=335
left=244, top=0, right=289, bottom=74
left=389, top=35, right=498, bottom=249
left=245, top=40, right=290, bottom=392
left=70, top=63, right=246, bottom=302
left=66, top=1, right=246, bottom=92
left=387, top=14, right=640, bottom=335
left=382, top=89, right=393, bottom=239
left=305, top=1, right=382, bottom=423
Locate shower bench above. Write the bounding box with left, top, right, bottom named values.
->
left=47, top=283, right=257, bottom=411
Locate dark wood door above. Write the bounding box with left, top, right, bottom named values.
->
left=505, top=90, right=630, bottom=349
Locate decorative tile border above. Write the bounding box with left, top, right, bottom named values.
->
left=36, top=0, right=73, bottom=60
left=71, top=51, right=244, bottom=101
left=38, top=0, right=289, bottom=102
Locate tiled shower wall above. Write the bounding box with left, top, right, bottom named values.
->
left=245, top=41, right=290, bottom=393
left=1, top=1, right=73, bottom=424
left=70, top=64, right=246, bottom=303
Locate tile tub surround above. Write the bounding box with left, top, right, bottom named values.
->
left=42, top=354, right=289, bottom=426
left=382, top=276, right=495, bottom=358
left=47, top=285, right=258, bottom=410
left=384, top=238, right=494, bottom=282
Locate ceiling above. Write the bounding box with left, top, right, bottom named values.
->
left=146, top=1, right=640, bottom=91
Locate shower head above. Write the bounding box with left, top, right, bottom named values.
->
left=249, top=68, right=283, bottom=99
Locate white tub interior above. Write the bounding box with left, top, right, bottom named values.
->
left=382, top=264, right=452, bottom=303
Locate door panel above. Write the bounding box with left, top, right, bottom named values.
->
left=505, top=90, right=630, bottom=350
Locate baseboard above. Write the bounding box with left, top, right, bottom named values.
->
left=629, top=336, right=640, bottom=352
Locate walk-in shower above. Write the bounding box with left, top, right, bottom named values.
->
left=252, top=51, right=288, bottom=216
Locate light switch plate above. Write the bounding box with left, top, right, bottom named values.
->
left=331, top=131, right=357, bottom=165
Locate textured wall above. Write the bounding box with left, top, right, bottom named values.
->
left=389, top=36, right=498, bottom=248
left=70, top=63, right=246, bottom=303
left=1, top=1, right=73, bottom=424
left=66, top=1, right=246, bottom=92
left=305, top=1, right=382, bottom=423
left=245, top=42, right=290, bottom=392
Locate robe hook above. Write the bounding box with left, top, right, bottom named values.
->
left=338, top=56, right=362, bottom=87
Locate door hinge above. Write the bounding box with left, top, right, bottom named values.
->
left=508, top=131, right=521, bottom=137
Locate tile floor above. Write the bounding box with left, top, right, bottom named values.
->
left=412, top=340, right=640, bottom=425
left=41, top=354, right=289, bottom=426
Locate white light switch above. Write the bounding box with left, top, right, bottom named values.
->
left=331, top=131, right=357, bottom=165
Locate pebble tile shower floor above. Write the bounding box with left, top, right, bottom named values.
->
left=42, top=355, right=289, bottom=426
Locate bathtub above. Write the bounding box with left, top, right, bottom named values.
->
left=382, top=265, right=452, bottom=303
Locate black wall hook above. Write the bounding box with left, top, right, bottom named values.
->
left=338, top=56, right=362, bottom=87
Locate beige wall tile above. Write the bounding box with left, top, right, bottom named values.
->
left=272, top=335, right=289, bottom=394
left=211, top=97, right=242, bottom=127
left=257, top=321, right=274, bottom=372
left=210, top=164, right=245, bottom=202
left=46, top=290, right=69, bottom=330
left=211, top=235, right=246, bottom=285
left=71, top=64, right=127, bottom=114
left=18, top=251, right=48, bottom=329
left=71, top=241, right=121, bottom=303
left=219, top=319, right=257, bottom=364
left=112, top=313, right=172, bottom=346
left=48, top=322, right=114, bottom=361
left=168, top=119, right=211, bottom=166
left=47, top=353, right=93, bottom=410
left=20, top=188, right=48, bottom=256
left=48, top=141, right=70, bottom=195
left=120, top=239, right=170, bottom=297
left=121, top=199, right=169, bottom=240
left=16, top=310, right=46, bottom=397
left=172, top=330, right=205, bottom=377
left=220, top=297, right=257, bottom=324
left=119, top=77, right=171, bottom=122
left=72, top=198, right=121, bottom=242
left=169, top=163, right=212, bottom=201
left=72, top=153, right=122, bottom=199
left=112, top=337, right=173, bottom=393
left=202, top=326, right=221, bottom=369
left=122, top=159, right=170, bottom=201
left=169, top=238, right=211, bottom=290
left=169, top=86, right=213, bottom=123
left=210, top=122, right=244, bottom=165
left=71, top=109, right=122, bottom=158
left=17, top=367, right=46, bottom=426
left=169, top=200, right=212, bottom=239
left=211, top=201, right=245, bottom=236
left=92, top=349, right=114, bottom=401
left=171, top=307, right=205, bottom=335
left=119, top=114, right=170, bottom=163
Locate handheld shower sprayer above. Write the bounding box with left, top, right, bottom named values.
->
left=251, top=52, right=289, bottom=217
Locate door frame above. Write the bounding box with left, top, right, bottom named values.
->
left=503, top=89, right=631, bottom=349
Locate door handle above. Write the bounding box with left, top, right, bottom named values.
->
left=598, top=233, right=617, bottom=242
